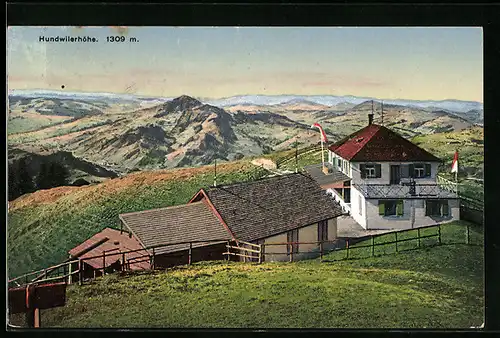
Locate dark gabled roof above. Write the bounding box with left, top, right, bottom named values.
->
left=68, top=228, right=150, bottom=270
left=328, top=124, right=442, bottom=162
left=119, top=201, right=231, bottom=255
left=202, top=173, right=344, bottom=242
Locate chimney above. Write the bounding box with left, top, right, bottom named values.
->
left=368, top=113, right=374, bottom=125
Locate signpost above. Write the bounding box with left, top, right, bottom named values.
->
left=8, top=282, right=67, bottom=328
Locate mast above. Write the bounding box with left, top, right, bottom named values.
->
left=214, top=158, right=217, bottom=187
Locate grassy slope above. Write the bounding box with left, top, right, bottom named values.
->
left=33, top=222, right=483, bottom=329
left=7, top=161, right=269, bottom=278
left=412, top=126, right=484, bottom=200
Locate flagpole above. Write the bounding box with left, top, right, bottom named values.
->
left=321, top=138, right=325, bottom=168
left=454, top=149, right=458, bottom=196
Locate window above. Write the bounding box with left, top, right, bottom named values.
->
left=287, top=229, right=299, bottom=254
left=360, top=163, right=381, bottom=179
left=337, top=158, right=341, bottom=168
left=379, top=200, right=404, bottom=217
left=359, top=195, right=363, bottom=216
left=318, top=220, right=328, bottom=242
left=411, top=163, right=431, bottom=178
left=425, top=200, right=450, bottom=217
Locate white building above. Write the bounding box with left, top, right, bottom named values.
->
left=305, top=114, right=460, bottom=230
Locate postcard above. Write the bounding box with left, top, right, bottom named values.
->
left=7, top=26, right=484, bottom=329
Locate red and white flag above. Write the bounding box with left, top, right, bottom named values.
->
left=451, top=150, right=459, bottom=173
left=311, top=122, right=328, bottom=143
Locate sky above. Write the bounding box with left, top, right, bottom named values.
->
left=7, top=27, right=483, bottom=102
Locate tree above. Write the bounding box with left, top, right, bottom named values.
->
left=36, top=161, right=70, bottom=189
left=50, top=162, right=70, bottom=187
left=8, top=167, right=19, bottom=201
left=16, top=158, right=35, bottom=196
left=36, top=162, right=51, bottom=190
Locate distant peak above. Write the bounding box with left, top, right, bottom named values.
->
left=172, top=95, right=202, bottom=105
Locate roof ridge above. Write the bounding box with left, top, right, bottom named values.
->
left=119, top=201, right=205, bottom=217
left=207, top=172, right=301, bottom=190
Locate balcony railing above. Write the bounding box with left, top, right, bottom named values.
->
left=436, top=175, right=459, bottom=194
left=353, top=183, right=458, bottom=199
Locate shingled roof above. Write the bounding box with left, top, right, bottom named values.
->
left=119, top=201, right=231, bottom=255
left=328, top=124, right=442, bottom=162
left=68, top=228, right=150, bottom=270
left=199, top=173, right=345, bottom=242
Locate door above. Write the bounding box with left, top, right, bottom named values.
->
left=390, top=165, right=401, bottom=184
left=344, top=188, right=351, bottom=203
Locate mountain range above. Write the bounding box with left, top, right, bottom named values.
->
left=10, top=89, right=483, bottom=114
left=7, top=91, right=484, bottom=193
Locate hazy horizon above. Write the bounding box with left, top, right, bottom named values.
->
left=7, top=88, right=483, bottom=104
left=8, top=27, right=483, bottom=102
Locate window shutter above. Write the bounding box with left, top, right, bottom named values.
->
left=396, top=200, right=404, bottom=216
left=442, top=201, right=449, bottom=217
left=360, top=164, right=366, bottom=178
left=409, top=164, right=415, bottom=178
left=425, top=201, right=431, bottom=216
left=378, top=201, right=385, bottom=215
left=375, top=164, right=382, bottom=178
left=425, top=164, right=431, bottom=177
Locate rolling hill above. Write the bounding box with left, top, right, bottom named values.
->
left=8, top=92, right=483, bottom=175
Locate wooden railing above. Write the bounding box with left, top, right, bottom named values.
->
left=8, top=238, right=231, bottom=288
left=224, top=240, right=263, bottom=263
left=322, top=222, right=481, bottom=262
left=275, top=144, right=322, bottom=168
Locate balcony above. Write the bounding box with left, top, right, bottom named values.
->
left=353, top=181, right=458, bottom=199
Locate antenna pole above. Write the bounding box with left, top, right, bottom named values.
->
left=214, top=159, right=217, bottom=187
left=371, top=100, right=374, bottom=115
left=381, top=100, right=384, bottom=126
left=295, top=139, right=298, bottom=173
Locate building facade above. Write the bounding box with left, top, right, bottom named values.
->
left=312, top=114, right=460, bottom=230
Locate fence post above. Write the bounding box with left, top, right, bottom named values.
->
left=346, top=239, right=350, bottom=259
left=371, top=236, right=375, bottom=257
left=78, top=260, right=83, bottom=286
left=320, top=241, right=324, bottom=262
left=395, top=232, right=398, bottom=253
left=438, top=224, right=442, bottom=245
left=102, top=251, right=106, bottom=276
left=226, top=241, right=230, bottom=262
left=152, top=248, right=156, bottom=270
left=258, top=244, right=262, bottom=264
left=290, top=243, right=293, bottom=263
left=188, top=242, right=192, bottom=265
left=122, top=253, right=126, bottom=272
left=68, top=262, right=73, bottom=285
left=466, top=223, right=470, bottom=245
left=417, top=228, right=421, bottom=248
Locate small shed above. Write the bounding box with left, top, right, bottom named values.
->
left=68, top=228, right=150, bottom=279
left=119, top=201, right=232, bottom=269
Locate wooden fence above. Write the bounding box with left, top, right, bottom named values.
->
left=8, top=238, right=231, bottom=288
left=322, top=222, right=481, bottom=262
left=9, top=222, right=482, bottom=289
left=275, top=144, right=322, bottom=168
left=226, top=222, right=480, bottom=263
